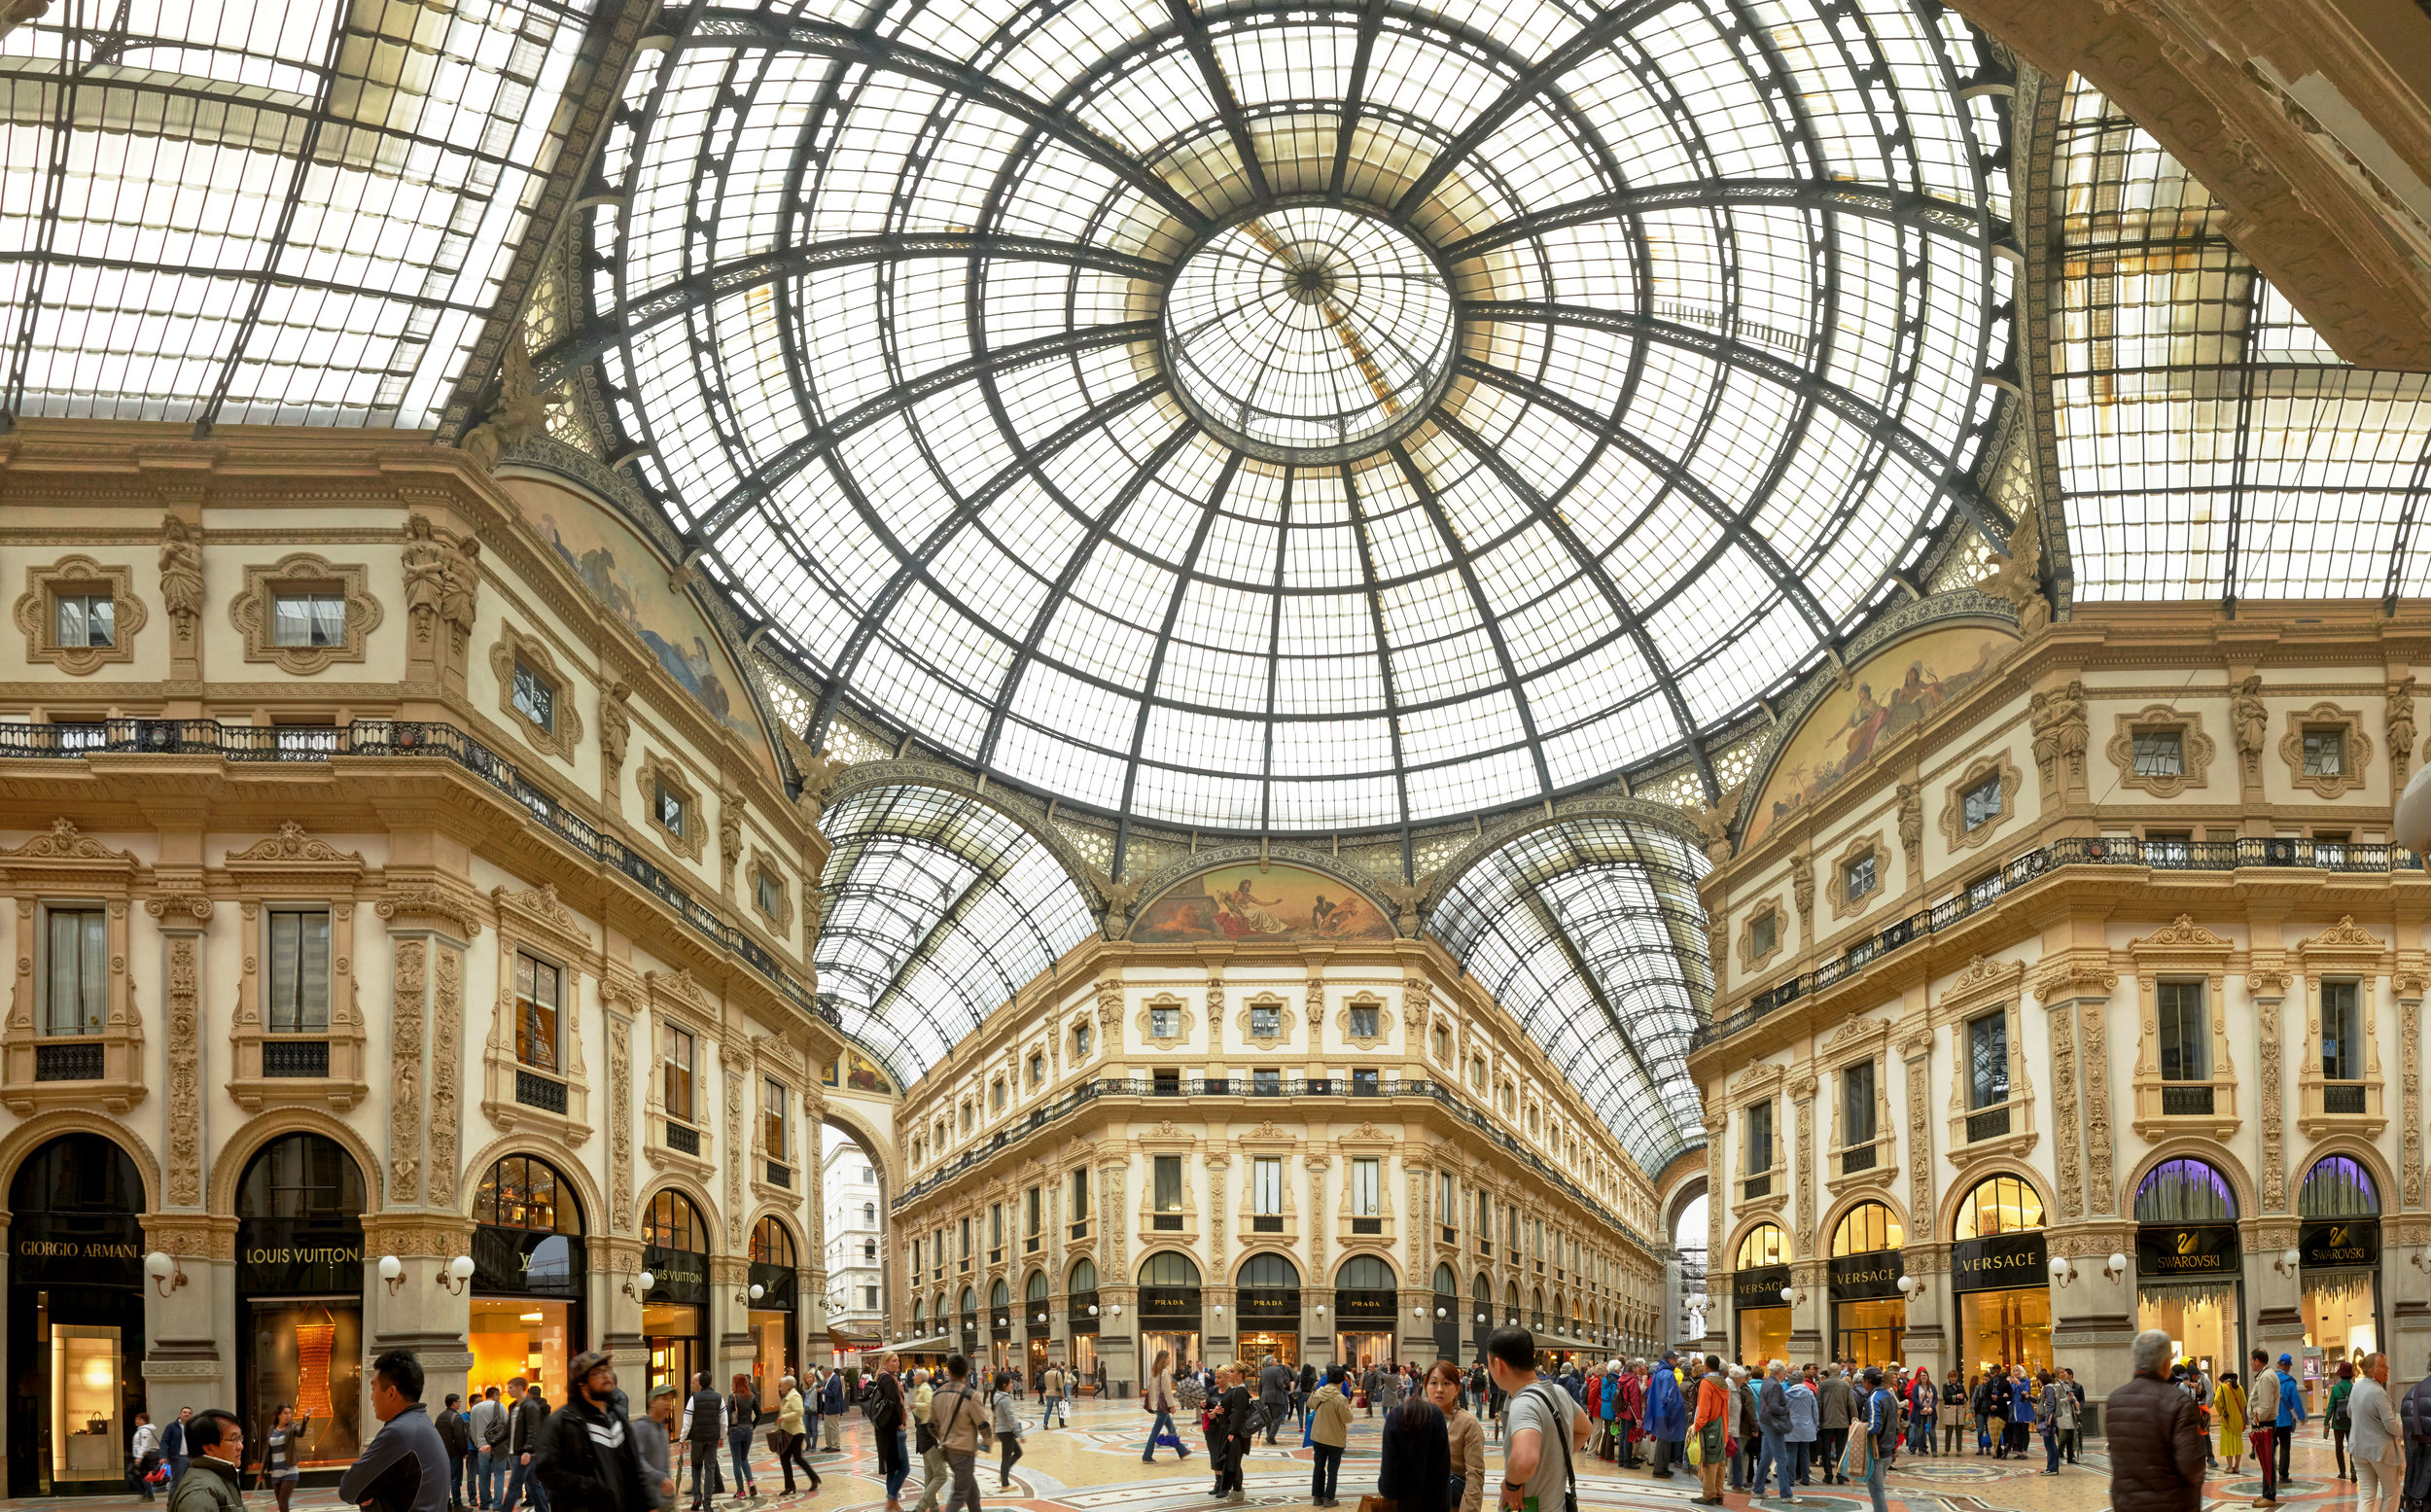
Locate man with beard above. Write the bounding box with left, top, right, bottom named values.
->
left=531, top=1353, right=650, bottom=1512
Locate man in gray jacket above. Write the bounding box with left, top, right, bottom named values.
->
left=339, top=1351, right=453, bottom=1512
left=1756, top=1363, right=1795, bottom=1503
left=1257, top=1362, right=1294, bottom=1444
left=1814, top=1369, right=1855, bottom=1485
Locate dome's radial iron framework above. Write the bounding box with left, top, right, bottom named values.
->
left=581, top=0, right=2021, bottom=840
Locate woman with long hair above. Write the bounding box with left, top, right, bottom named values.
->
left=2330, top=1358, right=2358, bottom=1480
left=263, top=1404, right=305, bottom=1512
left=1144, top=1350, right=1187, bottom=1463
left=992, top=1369, right=1026, bottom=1487
left=724, top=1374, right=759, bottom=1503
left=1378, top=1392, right=1452, bottom=1512
left=1427, top=1362, right=1485, bottom=1512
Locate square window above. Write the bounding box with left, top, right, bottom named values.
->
left=1148, top=1005, right=1179, bottom=1038
left=757, top=869, right=783, bottom=918
left=517, top=954, right=563, bottom=1072
left=1073, top=1024, right=1092, bottom=1058
left=1844, top=853, right=1877, bottom=900
left=268, top=909, right=333, bottom=1035
left=2157, top=981, right=2206, bottom=1081
left=655, top=782, right=687, bottom=835
left=1962, top=775, right=2003, bottom=830
left=1029, top=1052, right=1044, bottom=1084
left=271, top=593, right=347, bottom=648
left=1349, top=1004, right=1378, bottom=1037
left=2304, top=728, right=2346, bottom=777
left=1750, top=911, right=1777, bottom=958
left=1251, top=1003, right=1280, bottom=1037
left=512, top=662, right=555, bottom=731
left=42, top=907, right=106, bottom=1037
left=1253, top=1068, right=1281, bottom=1093
left=2132, top=729, right=2184, bottom=777
left=1352, top=1068, right=1379, bottom=1093
left=53, top=593, right=114, bottom=649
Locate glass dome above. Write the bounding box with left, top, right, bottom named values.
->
left=590, top=0, right=2016, bottom=832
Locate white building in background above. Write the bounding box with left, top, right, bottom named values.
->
left=825, top=1131, right=886, bottom=1331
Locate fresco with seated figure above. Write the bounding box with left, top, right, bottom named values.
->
left=1130, top=864, right=1393, bottom=943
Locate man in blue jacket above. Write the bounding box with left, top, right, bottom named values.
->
left=1643, top=1352, right=1687, bottom=1480
left=820, top=1367, right=847, bottom=1452
left=2272, top=1354, right=2307, bottom=1485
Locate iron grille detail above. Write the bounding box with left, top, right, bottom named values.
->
left=33, top=1042, right=102, bottom=1081
left=264, top=1039, right=331, bottom=1078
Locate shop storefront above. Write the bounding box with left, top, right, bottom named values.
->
left=1067, top=1259, right=1100, bottom=1394
left=958, top=1285, right=979, bottom=1360
left=2133, top=1158, right=2242, bottom=1378
left=1827, top=1203, right=1906, bottom=1371
left=1332, top=1255, right=1395, bottom=1370
left=1430, top=1265, right=1461, bottom=1362
left=7, top=1134, right=146, bottom=1497
left=1950, top=1176, right=2050, bottom=1376
left=643, top=1191, right=709, bottom=1395
left=1238, top=1254, right=1301, bottom=1367
left=470, top=1156, right=584, bottom=1404
left=989, top=1279, right=1014, bottom=1369
left=1141, top=1251, right=1203, bottom=1373
left=747, top=1218, right=799, bottom=1408
left=1731, top=1222, right=1791, bottom=1367
left=2297, top=1156, right=2382, bottom=1410
left=236, top=1133, right=368, bottom=1472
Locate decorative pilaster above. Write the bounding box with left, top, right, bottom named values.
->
left=2082, top=995, right=2115, bottom=1215
left=430, top=946, right=464, bottom=1200
left=724, top=1054, right=748, bottom=1252
left=1901, top=1031, right=1934, bottom=1239
left=389, top=940, right=429, bottom=1206
left=1209, top=1153, right=1228, bottom=1271
left=606, top=989, right=637, bottom=1234
left=1307, top=1155, right=1328, bottom=1277
left=2034, top=958, right=2116, bottom=1220
left=2047, top=998, right=2083, bottom=1222
left=2401, top=967, right=2426, bottom=1210
left=1791, top=1074, right=1816, bottom=1257
left=2251, top=965, right=2292, bottom=1212
left=156, top=904, right=208, bottom=1209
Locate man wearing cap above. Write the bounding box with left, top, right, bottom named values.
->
left=531, top=1352, right=649, bottom=1512
left=2272, top=1354, right=2307, bottom=1487
left=631, top=1386, right=678, bottom=1512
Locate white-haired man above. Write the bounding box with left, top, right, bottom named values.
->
left=2107, top=1329, right=2202, bottom=1512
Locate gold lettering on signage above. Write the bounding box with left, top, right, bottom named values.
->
left=17, top=1241, right=141, bottom=1258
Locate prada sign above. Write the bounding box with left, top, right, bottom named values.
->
left=2299, top=1219, right=2379, bottom=1270
left=1733, top=1264, right=1792, bottom=1308
left=1950, top=1230, right=2049, bottom=1294
left=2135, top=1223, right=2239, bottom=1279
left=1828, top=1251, right=1904, bottom=1301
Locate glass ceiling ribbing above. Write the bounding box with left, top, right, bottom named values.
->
left=2052, top=79, right=2431, bottom=606
left=0, top=0, right=594, bottom=428
left=595, top=0, right=2018, bottom=835
left=1423, top=816, right=1709, bottom=1170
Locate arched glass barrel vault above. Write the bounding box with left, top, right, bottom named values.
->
left=584, top=0, right=2021, bottom=836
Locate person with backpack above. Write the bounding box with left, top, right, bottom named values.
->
left=722, top=1375, right=758, bottom=1504
left=929, top=1354, right=992, bottom=1512
left=2331, top=1360, right=2358, bottom=1480
left=1039, top=1365, right=1065, bottom=1430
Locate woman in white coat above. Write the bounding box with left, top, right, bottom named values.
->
left=2348, top=1352, right=2403, bottom=1512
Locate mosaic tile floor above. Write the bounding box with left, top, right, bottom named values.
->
left=24, top=1395, right=2380, bottom=1512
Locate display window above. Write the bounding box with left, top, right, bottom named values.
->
left=1957, top=1288, right=2051, bottom=1375
left=1335, top=1331, right=1391, bottom=1370
left=1834, top=1300, right=1905, bottom=1371
left=643, top=1190, right=709, bottom=1396
left=1950, top=1174, right=2051, bottom=1378
left=748, top=1217, right=798, bottom=1408
left=471, top=1300, right=574, bottom=1401
left=2297, top=1156, right=2381, bottom=1412
left=471, top=1156, right=586, bottom=1402
left=235, top=1134, right=368, bottom=1471
left=646, top=1304, right=705, bottom=1394
left=1828, top=1204, right=1905, bottom=1371
left=7, top=1133, right=147, bottom=1498
left=1736, top=1309, right=1790, bottom=1369
left=2133, top=1158, right=2244, bottom=1379
left=1069, top=1336, right=1098, bottom=1394
left=1145, top=1331, right=1204, bottom=1373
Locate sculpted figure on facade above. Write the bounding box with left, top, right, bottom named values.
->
left=159, top=514, right=205, bottom=627
left=2391, top=678, right=2417, bottom=781
left=2233, top=675, right=2269, bottom=775
left=599, top=680, right=632, bottom=771
left=403, top=514, right=446, bottom=640
left=1087, top=867, right=1141, bottom=939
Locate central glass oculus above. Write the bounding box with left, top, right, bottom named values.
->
left=1160, top=204, right=1459, bottom=464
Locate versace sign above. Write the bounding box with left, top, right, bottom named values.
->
left=1827, top=1251, right=1904, bottom=1301
left=1949, top=1231, right=2048, bottom=1294
left=1732, top=1264, right=1793, bottom=1308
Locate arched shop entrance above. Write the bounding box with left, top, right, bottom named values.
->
left=748, top=1217, right=799, bottom=1408
left=1139, top=1251, right=1203, bottom=1371
left=1731, top=1223, right=1791, bottom=1367
left=1066, top=1259, right=1101, bottom=1392
left=1025, top=1272, right=1051, bottom=1378
left=1432, top=1265, right=1461, bottom=1361
left=1827, top=1203, right=1905, bottom=1371
left=1237, top=1254, right=1301, bottom=1366
left=959, top=1285, right=979, bottom=1360
left=7, top=1133, right=146, bottom=1497
left=1332, top=1255, right=1396, bottom=1368
left=2133, top=1158, right=2242, bottom=1379
left=990, top=1279, right=1013, bottom=1369
left=1471, top=1275, right=1491, bottom=1358
left=236, top=1133, right=368, bottom=1472
left=1950, top=1176, right=2049, bottom=1376
left=643, top=1191, right=709, bottom=1395
left=470, top=1156, right=585, bottom=1402
left=2297, top=1155, right=2382, bottom=1412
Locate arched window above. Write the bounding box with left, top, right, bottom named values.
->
left=476, top=1155, right=582, bottom=1233
left=1242, top=1253, right=1300, bottom=1287
left=991, top=1278, right=1010, bottom=1310
left=1830, top=1202, right=1902, bottom=1256
left=959, top=1286, right=977, bottom=1315
left=863, top=1202, right=876, bottom=1226
left=1473, top=1273, right=1491, bottom=1316
left=1334, top=1254, right=1393, bottom=1289
left=1504, top=1282, right=1521, bottom=1317
left=1736, top=1222, right=1787, bottom=1268
left=645, top=1189, right=701, bottom=1250
left=863, top=1240, right=878, bottom=1261
left=751, top=1215, right=796, bottom=1267
left=1069, top=1257, right=1099, bottom=1292
left=911, top=1300, right=925, bottom=1327
left=1433, top=1263, right=1458, bottom=1296
left=11, top=1132, right=141, bottom=1216
left=1953, top=1176, right=2044, bottom=1238
left=2298, top=1156, right=2379, bottom=1217
left=237, top=1132, right=366, bottom=1218
left=2133, top=1159, right=2237, bottom=1223
left=1027, top=1271, right=1049, bottom=1301
left=1141, top=1251, right=1201, bottom=1286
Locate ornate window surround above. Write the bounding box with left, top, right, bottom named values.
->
left=2279, top=702, right=2373, bottom=800
left=641, top=967, right=719, bottom=1185
left=1725, top=1060, right=1787, bottom=1224
left=1235, top=991, right=1296, bottom=1049
left=635, top=751, right=709, bottom=863
left=490, top=622, right=584, bottom=763
left=223, top=823, right=370, bottom=1112
left=1136, top=992, right=1195, bottom=1050
left=1336, top=990, right=1392, bottom=1050
left=0, top=821, right=146, bottom=1114
left=2295, top=916, right=2388, bottom=1139
left=2105, top=706, right=2215, bottom=798
left=1934, top=956, right=2036, bottom=1164
left=1136, top=1120, right=1202, bottom=1246
left=14, top=555, right=146, bottom=676
left=1826, top=831, right=1891, bottom=923
left=2127, top=915, right=2239, bottom=1139
left=1234, top=1123, right=1301, bottom=1246
left=1939, top=751, right=2024, bottom=852
left=1333, top=1120, right=1398, bottom=1248
left=228, top=552, right=384, bottom=675
left=479, top=882, right=596, bottom=1147
left=747, top=849, right=793, bottom=935
left=1819, top=1013, right=1896, bottom=1199
left=748, top=1034, right=805, bottom=1208
left=1738, top=896, right=1788, bottom=973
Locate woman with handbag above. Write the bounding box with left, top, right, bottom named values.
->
left=723, top=1376, right=759, bottom=1504
left=1142, top=1351, right=1187, bottom=1464
left=1689, top=1354, right=1729, bottom=1505
left=1427, top=1362, right=1485, bottom=1512
left=1377, top=1391, right=1452, bottom=1512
